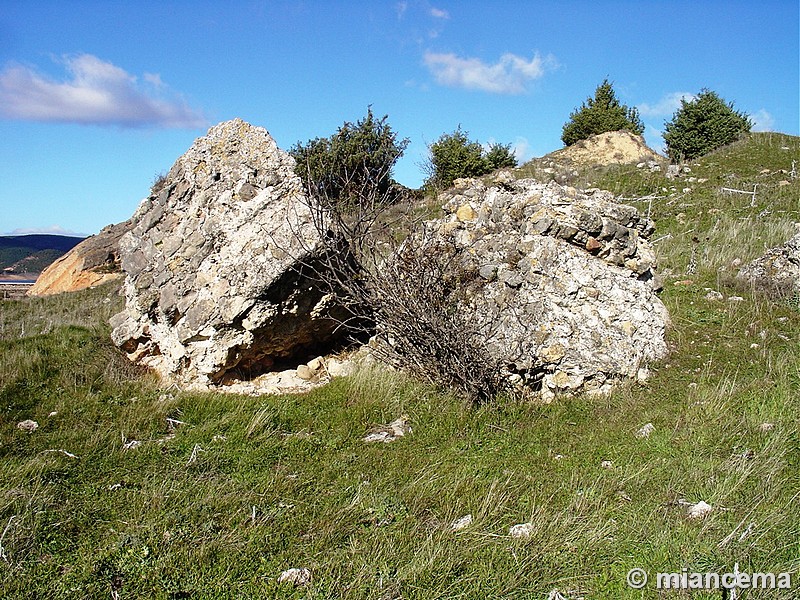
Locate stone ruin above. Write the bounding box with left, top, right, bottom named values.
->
left=111, top=119, right=349, bottom=389
left=737, top=232, right=800, bottom=297
left=430, top=174, right=669, bottom=400
left=111, top=119, right=669, bottom=398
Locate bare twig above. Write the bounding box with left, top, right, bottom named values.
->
left=276, top=155, right=529, bottom=403
left=41, top=449, right=79, bottom=459
left=0, top=515, right=17, bottom=563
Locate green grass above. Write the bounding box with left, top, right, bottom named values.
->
left=1, top=134, right=799, bottom=599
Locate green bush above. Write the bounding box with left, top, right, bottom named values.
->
left=290, top=107, right=409, bottom=206
left=424, top=127, right=518, bottom=190
left=561, top=79, right=644, bottom=146
left=484, top=142, right=518, bottom=171
left=663, top=89, right=752, bottom=162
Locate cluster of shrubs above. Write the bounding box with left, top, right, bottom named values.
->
left=291, top=82, right=752, bottom=208
left=290, top=110, right=518, bottom=206
left=287, top=83, right=755, bottom=404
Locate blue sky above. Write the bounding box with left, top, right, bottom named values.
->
left=1, top=0, right=797, bottom=236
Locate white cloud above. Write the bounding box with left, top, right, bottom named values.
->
left=423, top=51, right=555, bottom=94
left=7, top=225, right=85, bottom=236
left=511, top=137, right=532, bottom=163
left=0, top=54, right=206, bottom=128
left=637, top=91, right=696, bottom=118
left=430, top=7, right=449, bottom=19
left=751, top=109, right=775, bottom=132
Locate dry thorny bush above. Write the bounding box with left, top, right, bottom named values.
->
left=283, top=159, right=524, bottom=404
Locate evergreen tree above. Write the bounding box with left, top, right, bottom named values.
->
left=561, top=79, right=644, bottom=146
left=291, top=107, right=408, bottom=207
left=424, top=128, right=518, bottom=190
left=663, top=90, right=752, bottom=161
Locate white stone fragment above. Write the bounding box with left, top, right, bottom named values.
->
left=687, top=500, right=713, bottom=519
left=277, top=567, right=312, bottom=586
left=509, top=522, right=534, bottom=539
left=450, top=514, right=473, bottom=532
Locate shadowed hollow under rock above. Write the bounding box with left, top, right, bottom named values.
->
left=111, top=119, right=351, bottom=389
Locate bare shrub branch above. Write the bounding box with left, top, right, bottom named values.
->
left=282, top=154, right=524, bottom=404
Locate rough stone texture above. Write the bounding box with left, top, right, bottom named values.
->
left=545, top=131, right=662, bottom=167
left=111, top=119, right=345, bottom=388
left=28, top=220, right=133, bottom=296
left=433, top=175, right=669, bottom=400
left=736, top=232, right=800, bottom=295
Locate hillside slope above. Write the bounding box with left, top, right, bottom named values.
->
left=0, top=234, right=84, bottom=277
left=0, top=132, right=798, bottom=599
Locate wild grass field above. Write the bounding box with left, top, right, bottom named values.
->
left=0, top=133, right=798, bottom=599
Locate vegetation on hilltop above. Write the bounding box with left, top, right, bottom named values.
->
left=423, top=126, right=517, bottom=191
left=561, top=79, right=645, bottom=147
left=0, top=235, right=84, bottom=275
left=290, top=107, right=409, bottom=209
left=1, top=132, right=798, bottom=598
left=664, top=89, right=753, bottom=162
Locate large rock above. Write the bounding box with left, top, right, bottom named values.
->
left=28, top=220, right=133, bottom=296
left=430, top=175, right=669, bottom=400
left=736, top=232, right=800, bottom=296
left=111, top=119, right=346, bottom=388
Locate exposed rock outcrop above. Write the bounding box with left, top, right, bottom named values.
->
left=110, top=119, right=347, bottom=389
left=431, top=174, right=669, bottom=400
left=28, top=220, right=132, bottom=296
left=736, top=232, right=800, bottom=296
left=546, top=131, right=662, bottom=167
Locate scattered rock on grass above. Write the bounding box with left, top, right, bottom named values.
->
left=687, top=500, right=713, bottom=520
left=601, top=460, right=613, bottom=469
left=277, top=567, right=312, bottom=586
left=17, top=420, right=38, bottom=432
left=326, top=357, right=356, bottom=378
left=509, top=522, right=534, bottom=539
left=759, top=422, right=775, bottom=432
left=363, top=417, right=412, bottom=443
left=450, top=514, right=473, bottom=532
left=635, top=422, right=655, bottom=438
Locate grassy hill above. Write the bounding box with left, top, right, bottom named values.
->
left=0, top=234, right=84, bottom=276
left=0, top=133, right=798, bottom=599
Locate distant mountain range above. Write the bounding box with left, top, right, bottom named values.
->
left=0, top=234, right=85, bottom=278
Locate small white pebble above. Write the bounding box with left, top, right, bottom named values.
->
left=601, top=460, right=613, bottom=469
left=122, top=440, right=141, bottom=451
left=277, top=567, right=312, bottom=586
left=635, top=423, right=655, bottom=438
left=509, top=522, right=534, bottom=539
left=728, top=296, right=745, bottom=303
left=48, top=411, right=58, bottom=418
left=687, top=500, right=713, bottom=519
left=759, top=422, right=775, bottom=432
left=750, top=343, right=759, bottom=349
left=16, top=420, right=38, bottom=432
left=450, top=514, right=473, bottom=532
